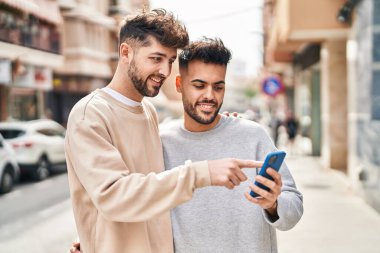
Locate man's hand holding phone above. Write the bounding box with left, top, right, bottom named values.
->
left=244, top=168, right=282, bottom=216
left=244, top=151, right=286, bottom=216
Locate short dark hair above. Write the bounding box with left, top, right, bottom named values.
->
left=119, top=9, right=189, bottom=49
left=179, top=37, right=232, bottom=70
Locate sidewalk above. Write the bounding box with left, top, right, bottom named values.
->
left=278, top=156, right=380, bottom=253
left=0, top=199, right=77, bottom=253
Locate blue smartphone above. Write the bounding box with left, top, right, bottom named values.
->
left=250, top=151, right=286, bottom=198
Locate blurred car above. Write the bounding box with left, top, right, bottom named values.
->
left=0, top=119, right=66, bottom=181
left=0, top=133, right=20, bottom=193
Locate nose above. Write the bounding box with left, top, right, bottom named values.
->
left=158, top=62, right=171, bottom=77
left=204, top=86, right=215, bottom=100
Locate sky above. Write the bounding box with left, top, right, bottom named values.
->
left=150, top=0, right=264, bottom=78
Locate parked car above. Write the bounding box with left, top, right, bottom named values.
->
left=0, top=133, right=20, bottom=193
left=0, top=119, right=66, bottom=181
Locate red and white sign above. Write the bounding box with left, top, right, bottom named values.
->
left=34, top=67, right=52, bottom=90
left=13, top=65, right=52, bottom=90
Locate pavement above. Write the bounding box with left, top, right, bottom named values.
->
left=2, top=155, right=380, bottom=253
left=278, top=155, right=380, bottom=253
left=0, top=199, right=76, bottom=253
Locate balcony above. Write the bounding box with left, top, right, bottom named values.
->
left=0, top=10, right=61, bottom=54
left=266, top=0, right=350, bottom=63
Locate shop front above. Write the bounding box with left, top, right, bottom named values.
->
left=7, top=63, right=53, bottom=121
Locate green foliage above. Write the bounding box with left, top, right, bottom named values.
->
left=244, top=87, right=257, bottom=99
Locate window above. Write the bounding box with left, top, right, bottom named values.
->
left=37, top=128, right=65, bottom=137
left=371, top=71, right=380, bottom=120
left=37, top=129, right=55, bottom=137
left=0, top=129, right=25, bottom=139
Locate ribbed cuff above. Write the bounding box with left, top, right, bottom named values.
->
left=187, top=160, right=211, bottom=188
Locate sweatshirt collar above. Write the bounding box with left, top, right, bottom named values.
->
left=96, top=89, right=145, bottom=114
left=101, top=87, right=142, bottom=107
left=179, top=115, right=230, bottom=139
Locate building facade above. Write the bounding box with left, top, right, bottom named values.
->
left=347, top=0, right=380, bottom=212
left=0, top=0, right=153, bottom=126
left=50, top=0, right=115, bottom=126
left=0, top=0, right=63, bottom=121
left=50, top=0, right=153, bottom=126
left=263, top=0, right=380, bottom=212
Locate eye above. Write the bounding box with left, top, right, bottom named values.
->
left=151, top=57, right=161, bottom=63
left=214, top=85, right=224, bottom=91
left=194, top=84, right=204, bottom=89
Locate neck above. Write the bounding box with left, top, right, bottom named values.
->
left=184, top=113, right=222, bottom=132
left=108, top=65, right=143, bottom=102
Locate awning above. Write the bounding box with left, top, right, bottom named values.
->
left=0, top=0, right=39, bottom=13
left=0, top=0, right=63, bottom=25
left=0, top=41, right=64, bottom=68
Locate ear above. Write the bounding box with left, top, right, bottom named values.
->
left=175, top=75, right=182, bottom=93
left=119, top=43, right=131, bottom=63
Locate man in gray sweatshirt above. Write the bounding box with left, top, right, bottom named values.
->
left=160, top=37, right=303, bottom=253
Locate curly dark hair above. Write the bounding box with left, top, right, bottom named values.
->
left=179, top=37, right=232, bottom=70
left=119, top=9, right=189, bottom=49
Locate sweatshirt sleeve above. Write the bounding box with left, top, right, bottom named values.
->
left=255, top=127, right=304, bottom=231
left=261, top=161, right=304, bottom=231
left=65, top=107, right=211, bottom=223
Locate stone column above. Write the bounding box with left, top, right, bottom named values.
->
left=320, top=40, right=348, bottom=171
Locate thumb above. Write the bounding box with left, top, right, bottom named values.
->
left=236, top=159, right=263, bottom=169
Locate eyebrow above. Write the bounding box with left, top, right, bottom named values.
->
left=191, top=79, right=207, bottom=84
left=150, top=52, right=166, bottom=57
left=150, top=52, right=177, bottom=60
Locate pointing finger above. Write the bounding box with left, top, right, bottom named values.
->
left=236, top=159, right=263, bottom=169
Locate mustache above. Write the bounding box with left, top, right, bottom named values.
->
left=196, top=99, right=217, bottom=105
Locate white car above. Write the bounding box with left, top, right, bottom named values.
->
left=0, top=133, right=20, bottom=193
left=0, top=119, right=66, bottom=181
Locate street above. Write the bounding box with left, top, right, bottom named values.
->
left=0, top=169, right=75, bottom=253
left=0, top=171, right=69, bottom=234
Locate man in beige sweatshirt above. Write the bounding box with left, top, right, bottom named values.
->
left=65, top=9, right=261, bottom=253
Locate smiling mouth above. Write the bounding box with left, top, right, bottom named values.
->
left=149, top=76, right=164, bottom=86
left=197, top=103, right=216, bottom=113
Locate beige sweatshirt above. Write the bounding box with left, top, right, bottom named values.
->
left=65, top=89, right=211, bottom=253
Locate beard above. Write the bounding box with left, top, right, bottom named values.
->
left=128, top=60, right=161, bottom=97
left=183, top=97, right=222, bottom=125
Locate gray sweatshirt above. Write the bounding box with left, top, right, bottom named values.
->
left=160, top=116, right=303, bottom=253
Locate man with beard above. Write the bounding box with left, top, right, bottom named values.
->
left=160, top=38, right=303, bottom=253
left=65, top=9, right=261, bottom=253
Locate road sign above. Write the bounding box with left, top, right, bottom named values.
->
left=261, top=76, right=284, bottom=97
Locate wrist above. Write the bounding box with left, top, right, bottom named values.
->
left=265, top=200, right=278, bottom=216
left=269, top=200, right=277, bottom=210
